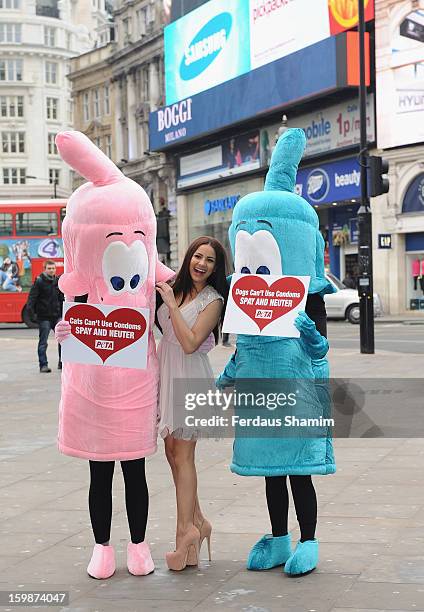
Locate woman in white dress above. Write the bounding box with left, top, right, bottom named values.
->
left=155, top=236, right=228, bottom=571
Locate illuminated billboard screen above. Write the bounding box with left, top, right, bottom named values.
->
left=164, top=0, right=250, bottom=105
left=164, top=0, right=374, bottom=105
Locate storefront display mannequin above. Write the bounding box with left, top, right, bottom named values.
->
left=412, top=259, right=420, bottom=291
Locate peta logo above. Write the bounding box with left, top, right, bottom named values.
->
left=95, top=340, right=114, bottom=351
left=180, top=12, right=232, bottom=81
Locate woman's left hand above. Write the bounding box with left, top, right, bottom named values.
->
left=156, top=281, right=177, bottom=310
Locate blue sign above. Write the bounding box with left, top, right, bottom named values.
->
left=349, top=218, right=358, bottom=244
left=402, top=173, right=424, bottom=214
left=378, top=234, right=392, bottom=249
left=150, top=36, right=339, bottom=150
left=204, top=194, right=240, bottom=216
left=164, top=0, right=250, bottom=105
left=296, top=157, right=361, bottom=206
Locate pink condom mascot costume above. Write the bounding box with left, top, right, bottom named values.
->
left=55, top=131, right=174, bottom=579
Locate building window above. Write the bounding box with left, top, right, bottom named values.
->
left=46, top=97, right=58, bottom=120
left=0, top=58, right=22, bottom=81
left=47, top=132, right=58, bottom=155
left=137, top=8, right=146, bottom=36
left=0, top=23, right=22, bottom=43
left=36, top=0, right=60, bottom=19
left=93, top=88, right=100, bottom=118
left=16, top=211, right=58, bottom=235
left=123, top=17, right=132, bottom=43
left=44, top=26, right=56, bottom=47
left=45, top=61, right=58, bottom=84
left=83, top=92, right=89, bottom=121
left=94, top=136, right=101, bottom=149
left=67, top=99, right=73, bottom=123
left=0, top=95, right=24, bottom=118
left=0, top=0, right=21, bottom=8
left=1, top=131, right=25, bottom=153
left=105, top=134, right=112, bottom=158
left=3, top=167, right=26, bottom=184
left=143, top=67, right=149, bottom=100
left=104, top=84, right=110, bottom=115
left=49, top=168, right=60, bottom=185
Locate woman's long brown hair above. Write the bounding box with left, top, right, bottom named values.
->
left=156, top=236, right=229, bottom=343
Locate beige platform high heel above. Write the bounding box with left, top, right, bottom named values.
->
left=166, top=525, right=200, bottom=571
left=187, top=518, right=212, bottom=566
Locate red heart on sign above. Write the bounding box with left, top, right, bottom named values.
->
left=232, top=276, right=305, bottom=332
left=65, top=304, right=147, bottom=363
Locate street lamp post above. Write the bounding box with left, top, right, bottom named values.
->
left=26, top=175, right=58, bottom=199
left=357, top=0, right=375, bottom=354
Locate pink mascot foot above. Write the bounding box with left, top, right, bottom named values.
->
left=127, top=541, right=155, bottom=576
left=87, top=544, right=116, bottom=579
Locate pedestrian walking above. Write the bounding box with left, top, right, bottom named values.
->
left=26, top=260, right=63, bottom=372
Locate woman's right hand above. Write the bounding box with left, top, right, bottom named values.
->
left=55, top=319, right=71, bottom=344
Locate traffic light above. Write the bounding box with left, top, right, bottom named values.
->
left=368, top=156, right=389, bottom=197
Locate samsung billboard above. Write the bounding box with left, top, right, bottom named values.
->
left=164, top=0, right=374, bottom=105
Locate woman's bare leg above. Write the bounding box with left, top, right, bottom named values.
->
left=165, top=435, right=205, bottom=532
left=171, top=438, right=197, bottom=544
left=164, top=435, right=177, bottom=485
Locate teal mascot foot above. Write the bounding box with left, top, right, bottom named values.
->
left=247, top=534, right=292, bottom=570
left=284, top=539, right=319, bottom=576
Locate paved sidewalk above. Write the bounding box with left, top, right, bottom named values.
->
left=1, top=332, right=424, bottom=611
left=376, top=313, right=424, bottom=325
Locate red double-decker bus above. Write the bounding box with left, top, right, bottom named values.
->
left=0, top=199, right=66, bottom=326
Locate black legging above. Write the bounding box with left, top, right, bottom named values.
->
left=89, top=458, right=148, bottom=545
left=265, top=475, right=317, bottom=541
left=263, top=294, right=327, bottom=543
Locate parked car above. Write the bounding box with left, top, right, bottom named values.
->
left=324, top=272, right=383, bottom=324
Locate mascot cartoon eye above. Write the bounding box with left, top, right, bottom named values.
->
left=102, top=240, right=149, bottom=295
left=235, top=230, right=282, bottom=277
left=111, top=276, right=125, bottom=291
left=256, top=266, right=270, bottom=275
left=130, top=274, right=140, bottom=289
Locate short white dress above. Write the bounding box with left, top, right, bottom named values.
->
left=157, top=285, right=224, bottom=440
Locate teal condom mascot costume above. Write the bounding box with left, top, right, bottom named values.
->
left=217, top=128, right=336, bottom=576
